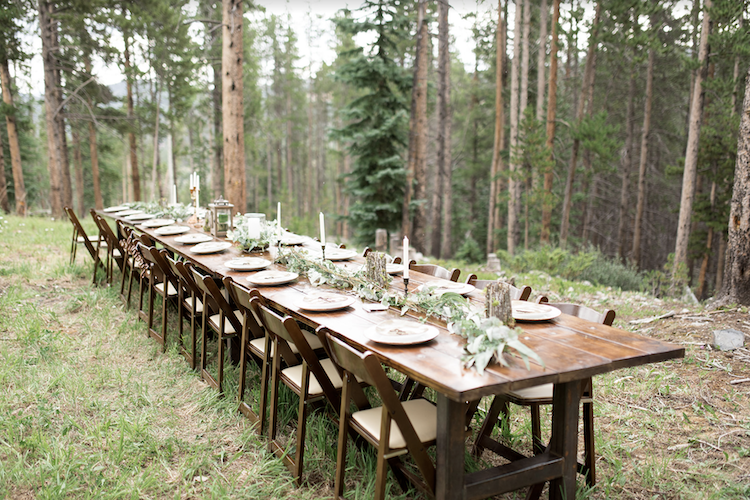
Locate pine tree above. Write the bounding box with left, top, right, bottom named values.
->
left=333, top=0, right=412, bottom=245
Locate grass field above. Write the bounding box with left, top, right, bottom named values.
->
left=0, top=214, right=748, bottom=499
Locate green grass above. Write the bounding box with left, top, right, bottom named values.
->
left=1, top=214, right=748, bottom=499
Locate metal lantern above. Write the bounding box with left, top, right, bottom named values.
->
left=208, top=196, right=234, bottom=237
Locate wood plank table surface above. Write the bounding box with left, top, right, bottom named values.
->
left=102, top=211, right=685, bottom=500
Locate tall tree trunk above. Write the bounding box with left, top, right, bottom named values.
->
left=72, top=127, right=84, bottom=215
left=83, top=58, right=103, bottom=210
left=151, top=78, right=161, bottom=201
left=39, top=0, right=63, bottom=216
left=536, top=0, right=548, bottom=123
left=436, top=0, right=452, bottom=259
left=715, top=231, right=726, bottom=294
left=52, top=19, right=72, bottom=210
left=507, top=0, right=523, bottom=256
left=211, top=12, right=223, bottom=200
left=559, top=2, right=600, bottom=248
left=617, top=66, right=637, bottom=262
left=719, top=65, right=750, bottom=306
left=674, top=0, right=712, bottom=281
left=539, top=0, right=560, bottom=245
left=0, top=131, right=9, bottom=213
left=697, top=179, right=716, bottom=299
left=403, top=0, right=429, bottom=252
left=222, top=0, right=246, bottom=212
left=487, top=0, right=506, bottom=254
left=124, top=31, right=141, bottom=201
left=1, top=60, right=26, bottom=215
left=632, top=42, right=655, bottom=269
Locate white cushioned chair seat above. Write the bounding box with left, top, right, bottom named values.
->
left=352, top=398, right=437, bottom=452
left=77, top=235, right=102, bottom=243
left=184, top=297, right=203, bottom=313
left=154, top=281, right=178, bottom=297
left=208, top=310, right=243, bottom=334
left=281, top=358, right=344, bottom=396
left=509, top=383, right=592, bottom=404
left=112, top=249, right=122, bottom=258
left=249, top=328, right=322, bottom=357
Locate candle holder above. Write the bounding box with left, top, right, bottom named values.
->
left=321, top=242, right=326, bottom=261
left=403, top=277, right=409, bottom=298
left=187, top=186, right=200, bottom=226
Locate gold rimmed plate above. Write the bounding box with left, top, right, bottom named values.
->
left=364, top=318, right=439, bottom=345
left=297, top=292, right=356, bottom=312
left=511, top=300, right=561, bottom=322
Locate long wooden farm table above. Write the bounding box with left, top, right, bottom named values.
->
left=104, top=213, right=684, bottom=500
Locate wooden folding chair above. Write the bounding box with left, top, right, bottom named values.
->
left=167, top=256, right=204, bottom=369
left=324, top=332, right=437, bottom=500
left=191, top=267, right=243, bottom=394
left=464, top=274, right=532, bottom=300
left=409, top=263, right=460, bottom=282
left=91, top=211, right=124, bottom=285
left=138, top=244, right=178, bottom=351
left=251, top=298, right=348, bottom=485
left=64, top=206, right=102, bottom=283
left=472, top=303, right=616, bottom=490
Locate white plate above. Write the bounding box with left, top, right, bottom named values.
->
left=386, top=263, right=404, bottom=275
left=190, top=241, right=233, bottom=254
left=323, top=249, right=358, bottom=261
left=115, top=209, right=141, bottom=217
left=364, top=319, right=439, bottom=345
left=154, top=225, right=191, bottom=236
left=280, top=234, right=307, bottom=245
left=511, top=300, right=561, bottom=322
left=174, top=233, right=213, bottom=245
left=225, top=257, right=272, bottom=271
left=125, top=213, right=155, bottom=221
left=140, top=218, right=175, bottom=228
left=103, top=205, right=128, bottom=213
left=246, top=270, right=299, bottom=286
left=420, top=281, right=476, bottom=296
left=297, top=292, right=356, bottom=312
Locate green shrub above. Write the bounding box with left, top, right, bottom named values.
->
left=455, top=236, right=484, bottom=264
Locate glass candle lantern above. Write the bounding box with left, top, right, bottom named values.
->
left=208, top=196, right=234, bottom=237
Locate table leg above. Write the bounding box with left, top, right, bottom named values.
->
left=548, top=380, right=582, bottom=500
left=436, top=393, right=466, bottom=500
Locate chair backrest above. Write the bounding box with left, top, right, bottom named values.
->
left=190, top=267, right=243, bottom=334
left=547, top=303, right=615, bottom=326
left=137, top=243, right=165, bottom=282
left=92, top=212, right=123, bottom=255
left=64, top=206, right=98, bottom=260
left=465, top=275, right=532, bottom=301
left=410, top=263, right=460, bottom=282
left=324, top=331, right=436, bottom=483
left=224, top=278, right=266, bottom=341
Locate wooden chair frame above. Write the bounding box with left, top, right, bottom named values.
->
left=324, top=332, right=437, bottom=500
left=64, top=206, right=102, bottom=284
left=138, top=244, right=178, bottom=351
left=90, top=211, right=124, bottom=285
left=167, top=256, right=204, bottom=370
left=409, top=263, right=460, bottom=282
left=191, top=267, right=242, bottom=394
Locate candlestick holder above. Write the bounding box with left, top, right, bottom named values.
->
left=187, top=187, right=200, bottom=226
left=403, top=277, right=409, bottom=298
left=321, top=242, right=326, bottom=261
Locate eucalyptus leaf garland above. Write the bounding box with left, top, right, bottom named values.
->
left=276, top=248, right=543, bottom=374
left=227, top=218, right=280, bottom=252
left=124, top=201, right=193, bottom=220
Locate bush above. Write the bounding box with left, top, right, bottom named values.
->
left=497, top=246, right=644, bottom=291
left=455, top=236, right=484, bottom=264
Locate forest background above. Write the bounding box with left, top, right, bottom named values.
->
left=0, top=0, right=748, bottom=302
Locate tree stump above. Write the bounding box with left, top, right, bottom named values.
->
left=486, top=281, right=515, bottom=326
left=365, top=252, right=389, bottom=289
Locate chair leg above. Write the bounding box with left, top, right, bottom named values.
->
left=160, top=293, right=169, bottom=351
left=200, top=309, right=209, bottom=374
left=268, top=340, right=281, bottom=444
left=258, top=336, right=271, bottom=436
left=147, top=282, right=155, bottom=338
left=334, top=377, right=351, bottom=500
left=190, top=311, right=198, bottom=370
left=217, top=334, right=225, bottom=394
left=293, top=394, right=308, bottom=484
left=374, top=431, right=389, bottom=500
left=582, top=399, right=596, bottom=486
left=530, top=404, right=544, bottom=455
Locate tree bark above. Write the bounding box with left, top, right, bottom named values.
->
left=507, top=0, right=523, bottom=256
left=437, top=0, right=452, bottom=259
left=632, top=42, right=655, bottom=269
left=209, top=5, right=223, bottom=200
left=718, top=65, right=750, bottom=306
left=0, top=130, right=9, bottom=213
left=39, top=0, right=64, bottom=216
left=674, top=0, right=712, bottom=281
left=72, top=127, right=84, bottom=215
left=617, top=45, right=638, bottom=263
left=536, top=0, right=548, bottom=123
left=84, top=57, right=102, bottom=210
left=559, top=2, right=600, bottom=248
left=52, top=18, right=72, bottom=210
left=151, top=78, right=161, bottom=201
left=487, top=0, right=506, bottom=254
left=1, top=60, right=26, bottom=215
left=222, top=0, right=246, bottom=211
left=539, top=0, right=560, bottom=245
left=403, top=0, right=429, bottom=253
left=124, top=30, right=141, bottom=201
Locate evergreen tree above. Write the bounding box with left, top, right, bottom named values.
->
left=333, top=0, right=412, bottom=245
